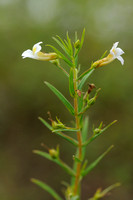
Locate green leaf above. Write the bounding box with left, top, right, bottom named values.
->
left=33, top=150, right=76, bottom=177
left=83, top=120, right=117, bottom=146
left=80, top=28, right=85, bottom=49
left=78, top=68, right=95, bottom=90
left=47, top=44, right=73, bottom=67
left=81, top=145, right=114, bottom=177
left=69, top=68, right=75, bottom=97
left=74, top=28, right=85, bottom=58
left=31, top=178, right=62, bottom=200
left=71, top=150, right=79, bottom=186
left=78, top=93, right=84, bottom=113
left=89, top=182, right=120, bottom=200
left=45, top=82, right=74, bottom=115
left=66, top=32, right=73, bottom=56
left=75, top=31, right=78, bottom=42
left=52, top=128, right=80, bottom=133
left=39, top=117, right=78, bottom=146
left=73, top=155, right=82, bottom=163
left=53, top=36, right=71, bottom=59
left=100, top=50, right=108, bottom=59
left=70, top=196, right=79, bottom=200
left=82, top=116, right=89, bottom=160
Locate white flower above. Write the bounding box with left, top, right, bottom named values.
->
left=92, top=42, right=124, bottom=68
left=109, top=42, right=124, bottom=65
left=22, top=42, right=57, bottom=61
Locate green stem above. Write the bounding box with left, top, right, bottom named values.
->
left=73, top=66, right=82, bottom=196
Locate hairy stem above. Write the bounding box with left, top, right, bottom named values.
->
left=73, top=67, right=82, bottom=195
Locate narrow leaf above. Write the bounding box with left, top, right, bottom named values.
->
left=56, top=35, right=70, bottom=52
left=47, top=44, right=73, bottom=67
left=52, top=128, right=80, bottom=133
left=53, top=37, right=71, bottom=59
left=45, top=82, right=74, bottom=115
left=80, top=28, right=85, bottom=49
left=67, top=32, right=73, bottom=56
left=33, top=150, right=76, bottom=177
left=39, top=117, right=78, bottom=146
left=83, top=120, right=117, bottom=146
left=74, top=28, right=85, bottom=58
left=89, top=182, right=120, bottom=200
left=82, top=116, right=89, bottom=160
left=73, top=155, right=82, bottom=163
left=78, top=93, right=84, bottom=113
left=69, top=68, right=75, bottom=97
left=75, top=31, right=78, bottom=42
left=31, top=178, right=62, bottom=200
left=100, top=50, right=108, bottom=59
left=71, top=149, right=79, bottom=186
left=78, top=68, right=95, bottom=90
left=70, top=196, right=79, bottom=200
left=82, top=145, right=114, bottom=177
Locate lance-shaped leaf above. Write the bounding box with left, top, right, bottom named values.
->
left=31, top=178, right=62, bottom=200
left=74, top=29, right=85, bottom=58
left=66, top=32, right=73, bottom=56
left=80, top=28, right=85, bottom=49
left=70, top=196, right=79, bottom=200
left=89, top=182, right=120, bottom=200
left=39, top=117, right=78, bottom=146
left=81, top=145, right=114, bottom=177
left=71, top=149, right=79, bottom=186
left=52, top=128, right=80, bottom=133
left=78, top=68, right=95, bottom=90
left=69, top=68, right=75, bottom=97
left=78, top=93, right=84, bottom=113
left=83, top=120, right=117, bottom=146
left=45, top=82, right=74, bottom=115
left=53, top=36, right=71, bottom=59
left=47, top=44, right=73, bottom=67
left=33, top=150, right=76, bottom=177
left=100, top=50, right=108, bottom=59
left=82, top=116, right=89, bottom=160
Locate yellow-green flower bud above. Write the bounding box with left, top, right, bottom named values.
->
left=74, top=39, right=80, bottom=49
left=49, top=149, right=58, bottom=159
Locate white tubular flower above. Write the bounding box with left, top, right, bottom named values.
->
left=22, top=42, right=57, bottom=61
left=92, top=42, right=124, bottom=68
left=108, top=42, right=124, bottom=65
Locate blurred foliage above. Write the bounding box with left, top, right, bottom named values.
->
left=0, top=0, right=133, bottom=199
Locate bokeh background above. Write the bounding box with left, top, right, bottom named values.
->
left=0, top=0, right=133, bottom=199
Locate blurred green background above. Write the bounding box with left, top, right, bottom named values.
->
left=0, top=0, right=133, bottom=199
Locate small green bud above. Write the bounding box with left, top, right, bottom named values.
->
left=50, top=59, right=60, bottom=66
left=65, top=186, right=73, bottom=198
left=74, top=39, right=80, bottom=49
left=49, top=149, right=58, bottom=159
left=94, top=128, right=101, bottom=134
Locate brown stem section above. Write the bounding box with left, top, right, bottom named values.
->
left=58, top=64, right=69, bottom=77
left=73, top=67, right=82, bottom=195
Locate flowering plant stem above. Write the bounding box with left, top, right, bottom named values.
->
left=22, top=30, right=124, bottom=200
left=73, top=64, right=82, bottom=195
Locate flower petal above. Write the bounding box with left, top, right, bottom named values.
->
left=22, top=49, right=34, bottom=59
left=117, top=55, right=124, bottom=65
left=113, top=42, right=119, bottom=48
left=115, top=48, right=124, bottom=56
left=32, top=42, right=43, bottom=54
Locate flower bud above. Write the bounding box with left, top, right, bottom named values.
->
left=94, top=128, right=101, bottom=134
left=74, top=39, right=80, bottom=49
left=50, top=59, right=60, bottom=66
left=49, top=149, right=58, bottom=159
